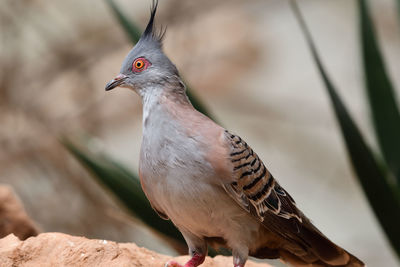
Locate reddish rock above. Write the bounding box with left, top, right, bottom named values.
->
left=0, top=233, right=273, bottom=267
left=0, top=185, right=39, bottom=240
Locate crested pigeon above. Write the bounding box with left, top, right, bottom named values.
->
left=105, top=1, right=365, bottom=266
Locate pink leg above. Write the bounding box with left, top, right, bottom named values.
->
left=165, top=253, right=206, bottom=267
left=166, top=228, right=207, bottom=267
left=233, top=246, right=248, bottom=267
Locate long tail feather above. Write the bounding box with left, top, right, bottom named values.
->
left=285, top=218, right=365, bottom=266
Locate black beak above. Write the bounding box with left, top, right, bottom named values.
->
left=105, top=74, right=128, bottom=91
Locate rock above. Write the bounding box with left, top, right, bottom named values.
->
left=0, top=185, right=39, bottom=240
left=0, top=232, right=273, bottom=267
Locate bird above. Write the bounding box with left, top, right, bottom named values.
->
left=105, top=1, right=365, bottom=267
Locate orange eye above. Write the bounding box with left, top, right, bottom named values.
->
left=135, top=60, right=144, bottom=69
left=132, top=57, right=150, bottom=73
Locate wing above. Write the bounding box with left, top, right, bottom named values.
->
left=222, top=131, right=365, bottom=266
left=222, top=130, right=302, bottom=223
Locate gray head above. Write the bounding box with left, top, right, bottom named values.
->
left=105, top=0, right=179, bottom=94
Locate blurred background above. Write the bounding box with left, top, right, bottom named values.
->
left=1, top=0, right=399, bottom=266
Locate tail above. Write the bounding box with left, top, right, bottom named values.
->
left=254, top=214, right=365, bottom=266
left=280, top=248, right=364, bottom=267
left=281, top=218, right=365, bottom=267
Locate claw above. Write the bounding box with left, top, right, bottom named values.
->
left=165, top=252, right=205, bottom=267
left=165, top=260, right=183, bottom=267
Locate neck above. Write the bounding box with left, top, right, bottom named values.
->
left=140, top=81, right=192, bottom=128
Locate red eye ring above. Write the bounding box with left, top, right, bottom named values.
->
left=132, top=57, right=150, bottom=73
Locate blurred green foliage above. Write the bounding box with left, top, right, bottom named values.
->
left=291, top=0, right=400, bottom=259
left=105, top=0, right=142, bottom=43
left=359, top=0, right=400, bottom=183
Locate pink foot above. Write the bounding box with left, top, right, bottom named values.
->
left=165, top=253, right=205, bottom=267
left=165, top=260, right=183, bottom=267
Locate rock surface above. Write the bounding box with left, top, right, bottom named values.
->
left=0, top=233, right=273, bottom=267
left=0, top=185, right=39, bottom=240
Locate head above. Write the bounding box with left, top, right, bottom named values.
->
left=105, top=0, right=179, bottom=95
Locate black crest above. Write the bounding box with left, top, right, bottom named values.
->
left=141, top=0, right=165, bottom=43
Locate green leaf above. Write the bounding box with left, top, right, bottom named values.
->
left=290, top=0, right=400, bottom=258
left=62, top=139, right=185, bottom=247
left=105, top=0, right=215, bottom=121
left=360, top=0, right=400, bottom=184
left=397, top=0, right=400, bottom=26
left=105, top=0, right=142, bottom=43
